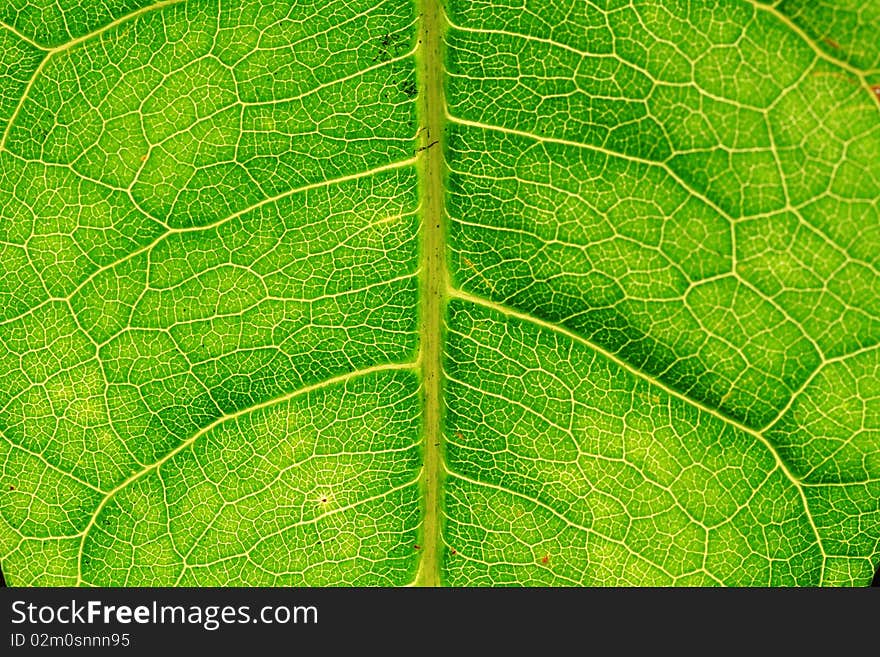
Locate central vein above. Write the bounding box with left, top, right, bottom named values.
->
left=413, top=0, right=446, bottom=587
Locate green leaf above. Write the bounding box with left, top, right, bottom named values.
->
left=1, top=0, right=878, bottom=586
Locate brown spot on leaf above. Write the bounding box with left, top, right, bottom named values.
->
left=822, top=37, right=840, bottom=49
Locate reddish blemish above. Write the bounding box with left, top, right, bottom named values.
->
left=8, top=485, right=14, bottom=491
left=541, top=555, right=549, bottom=564
left=450, top=549, right=457, bottom=555
left=822, top=37, right=840, bottom=49
left=413, top=544, right=421, bottom=550
left=140, top=155, right=148, bottom=162
left=871, top=86, right=880, bottom=100
left=321, top=498, right=327, bottom=503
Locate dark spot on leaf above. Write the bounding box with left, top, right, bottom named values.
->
left=541, top=555, right=549, bottom=564
left=401, top=79, right=417, bottom=98
left=413, top=544, right=420, bottom=550
left=378, top=32, right=406, bottom=60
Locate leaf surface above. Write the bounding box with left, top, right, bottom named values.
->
left=0, top=0, right=878, bottom=586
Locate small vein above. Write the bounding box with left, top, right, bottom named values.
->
left=0, top=430, right=102, bottom=493
left=0, top=21, right=50, bottom=50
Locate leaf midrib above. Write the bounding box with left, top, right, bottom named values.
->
left=412, top=0, right=446, bottom=587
